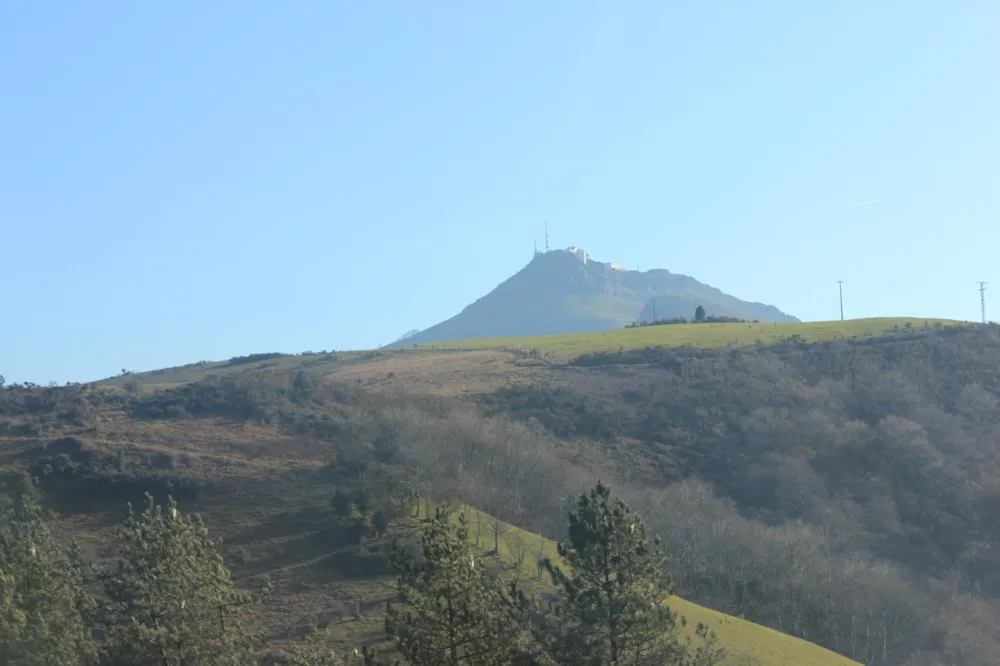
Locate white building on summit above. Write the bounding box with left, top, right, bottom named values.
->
left=564, top=246, right=630, bottom=270
left=567, top=246, right=588, bottom=264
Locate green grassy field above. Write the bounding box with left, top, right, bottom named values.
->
left=416, top=317, right=965, bottom=358
left=448, top=505, right=861, bottom=666
left=99, top=318, right=968, bottom=389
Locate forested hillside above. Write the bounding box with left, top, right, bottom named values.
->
left=480, top=324, right=1000, bottom=665
left=2, top=323, right=999, bottom=664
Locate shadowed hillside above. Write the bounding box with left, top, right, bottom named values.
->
left=0, top=383, right=857, bottom=665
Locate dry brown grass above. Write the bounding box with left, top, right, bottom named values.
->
left=323, top=349, right=536, bottom=396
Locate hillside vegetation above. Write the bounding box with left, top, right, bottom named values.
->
left=0, top=469, right=858, bottom=666
left=0, top=388, right=855, bottom=664
left=3, top=319, right=1000, bottom=665
left=99, top=319, right=962, bottom=392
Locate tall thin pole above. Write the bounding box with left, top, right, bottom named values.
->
left=978, top=282, right=988, bottom=324
left=837, top=281, right=844, bottom=321
left=544, top=222, right=549, bottom=253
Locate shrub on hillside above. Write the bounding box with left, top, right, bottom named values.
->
left=331, top=488, right=354, bottom=518
left=227, top=352, right=284, bottom=366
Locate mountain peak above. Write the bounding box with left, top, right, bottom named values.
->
left=388, top=250, right=797, bottom=347
left=532, top=245, right=631, bottom=271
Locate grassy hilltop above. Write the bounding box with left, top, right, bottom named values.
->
left=100, top=317, right=963, bottom=393
left=416, top=316, right=963, bottom=358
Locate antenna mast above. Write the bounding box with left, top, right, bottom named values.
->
left=544, top=222, right=550, bottom=253
left=837, top=281, right=844, bottom=321
left=978, top=281, right=988, bottom=324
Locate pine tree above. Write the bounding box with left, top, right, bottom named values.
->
left=98, top=493, right=266, bottom=666
left=0, top=477, right=96, bottom=666
left=385, top=509, right=537, bottom=666
left=541, top=481, right=695, bottom=666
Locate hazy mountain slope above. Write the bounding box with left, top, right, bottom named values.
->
left=389, top=249, right=797, bottom=347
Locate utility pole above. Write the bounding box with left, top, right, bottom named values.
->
left=837, top=281, right=844, bottom=321
left=652, top=298, right=656, bottom=322
left=978, top=281, right=988, bottom=324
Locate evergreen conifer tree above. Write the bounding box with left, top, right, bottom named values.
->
left=98, top=493, right=266, bottom=666
left=0, top=477, right=96, bottom=666
left=541, top=481, right=697, bottom=666
left=385, top=509, right=537, bottom=666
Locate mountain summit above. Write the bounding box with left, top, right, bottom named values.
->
left=390, top=248, right=797, bottom=347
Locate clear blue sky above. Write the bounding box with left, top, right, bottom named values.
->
left=2, top=2, right=998, bottom=384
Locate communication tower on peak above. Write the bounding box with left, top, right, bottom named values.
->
left=979, top=281, right=988, bottom=324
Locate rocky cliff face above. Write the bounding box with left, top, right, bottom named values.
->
left=388, top=249, right=797, bottom=347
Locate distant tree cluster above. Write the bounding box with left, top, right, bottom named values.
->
left=393, top=329, right=422, bottom=344
left=0, top=382, right=127, bottom=437
left=625, top=317, right=690, bottom=328
left=330, top=486, right=391, bottom=542
left=227, top=351, right=338, bottom=367
left=228, top=352, right=286, bottom=366
left=127, top=371, right=362, bottom=424
left=27, top=440, right=206, bottom=509
left=626, top=305, right=753, bottom=329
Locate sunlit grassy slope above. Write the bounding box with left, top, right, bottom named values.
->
left=100, top=318, right=967, bottom=390
left=450, top=506, right=861, bottom=666
left=417, top=317, right=963, bottom=358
